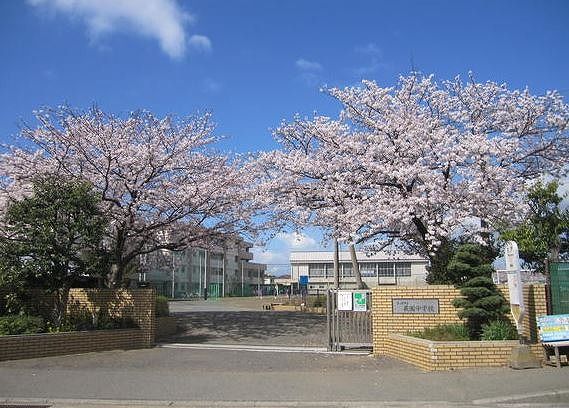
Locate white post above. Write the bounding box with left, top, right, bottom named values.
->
left=198, top=249, right=202, bottom=294
left=376, top=262, right=379, bottom=286
left=204, top=249, right=208, bottom=296
left=393, top=262, right=397, bottom=285
left=504, top=240, right=540, bottom=368
left=505, top=241, right=525, bottom=337
left=171, top=251, right=175, bottom=298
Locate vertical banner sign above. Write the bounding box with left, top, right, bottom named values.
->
left=337, top=290, right=353, bottom=311
left=353, top=291, right=367, bottom=312
left=505, top=241, right=525, bottom=334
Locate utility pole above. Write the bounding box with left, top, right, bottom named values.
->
left=241, top=259, right=244, bottom=297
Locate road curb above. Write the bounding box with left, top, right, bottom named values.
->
left=156, top=343, right=371, bottom=355
left=472, top=388, right=569, bottom=404
left=0, top=398, right=497, bottom=408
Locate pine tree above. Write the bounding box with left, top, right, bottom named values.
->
left=452, top=276, right=510, bottom=339
left=446, top=243, right=494, bottom=285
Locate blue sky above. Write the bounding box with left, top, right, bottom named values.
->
left=1, top=0, right=568, bottom=274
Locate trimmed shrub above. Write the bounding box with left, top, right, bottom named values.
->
left=453, top=276, right=510, bottom=339
left=481, top=320, right=518, bottom=341
left=0, top=315, right=44, bottom=335
left=409, top=324, right=469, bottom=341
left=156, top=295, right=170, bottom=317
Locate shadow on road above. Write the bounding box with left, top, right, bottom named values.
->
left=169, top=311, right=327, bottom=347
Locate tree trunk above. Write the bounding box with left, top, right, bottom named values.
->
left=107, top=227, right=128, bottom=288
left=53, top=287, right=70, bottom=329
left=333, top=238, right=340, bottom=289
left=108, top=261, right=128, bottom=288
left=349, top=243, right=365, bottom=289
left=108, top=263, right=119, bottom=288
left=549, top=243, right=560, bottom=263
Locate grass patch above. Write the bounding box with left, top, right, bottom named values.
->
left=408, top=323, right=469, bottom=341
left=481, top=319, right=518, bottom=341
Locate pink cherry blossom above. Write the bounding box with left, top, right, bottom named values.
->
left=0, top=107, right=260, bottom=286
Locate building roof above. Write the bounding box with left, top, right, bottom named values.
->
left=289, top=250, right=427, bottom=263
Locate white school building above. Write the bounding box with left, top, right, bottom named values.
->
left=290, top=250, right=429, bottom=293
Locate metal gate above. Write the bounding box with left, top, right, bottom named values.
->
left=550, top=262, right=569, bottom=314
left=326, top=289, right=373, bottom=351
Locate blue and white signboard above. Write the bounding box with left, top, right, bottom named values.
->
left=299, top=275, right=309, bottom=285
left=537, top=314, right=569, bottom=342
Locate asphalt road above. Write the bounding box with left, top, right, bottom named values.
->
left=1, top=346, right=569, bottom=406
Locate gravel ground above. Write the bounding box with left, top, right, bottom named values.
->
left=168, top=297, right=327, bottom=346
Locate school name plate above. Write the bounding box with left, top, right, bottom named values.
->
left=392, top=299, right=439, bottom=314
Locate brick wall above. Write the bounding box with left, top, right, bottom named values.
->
left=0, top=288, right=156, bottom=361
left=65, top=289, right=156, bottom=347
left=0, top=329, right=145, bottom=361
left=386, top=334, right=543, bottom=371
left=372, top=285, right=462, bottom=355
left=499, top=284, right=547, bottom=343
left=384, top=334, right=434, bottom=370
left=2, top=288, right=156, bottom=343
left=372, top=284, right=547, bottom=356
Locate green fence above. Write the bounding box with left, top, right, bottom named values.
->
left=227, top=285, right=254, bottom=297
left=550, top=262, right=569, bottom=314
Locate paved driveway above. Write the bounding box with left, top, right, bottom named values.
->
left=167, top=297, right=327, bottom=347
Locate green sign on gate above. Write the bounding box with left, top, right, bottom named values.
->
left=550, top=262, right=569, bottom=314
left=353, top=291, right=367, bottom=312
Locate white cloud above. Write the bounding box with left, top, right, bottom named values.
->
left=353, top=42, right=387, bottom=77
left=28, top=0, right=194, bottom=59
left=202, top=77, right=222, bottom=93
left=251, top=248, right=287, bottom=265
left=251, top=231, right=323, bottom=276
left=355, top=42, right=382, bottom=57
left=295, top=58, right=322, bottom=72
left=278, top=232, right=317, bottom=250
left=251, top=248, right=290, bottom=276
left=188, top=34, right=212, bottom=53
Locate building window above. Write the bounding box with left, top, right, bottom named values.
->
left=377, top=262, right=394, bottom=277
left=396, top=263, right=411, bottom=277
left=376, top=262, right=412, bottom=277
left=360, top=263, right=376, bottom=277
left=308, top=264, right=326, bottom=277
left=342, top=263, right=353, bottom=277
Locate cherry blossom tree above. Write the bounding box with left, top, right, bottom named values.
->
left=256, top=73, right=569, bottom=281
left=1, top=107, right=260, bottom=287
